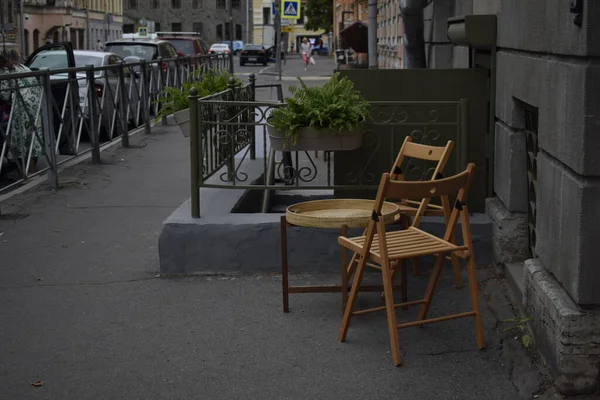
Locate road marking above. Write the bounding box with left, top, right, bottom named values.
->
left=281, top=76, right=331, bottom=81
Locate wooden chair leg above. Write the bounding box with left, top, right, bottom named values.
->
left=417, top=253, right=446, bottom=322
left=340, top=224, right=349, bottom=312
left=339, top=253, right=369, bottom=342
left=382, top=259, right=402, bottom=366
left=410, top=257, right=420, bottom=276
left=400, top=260, right=408, bottom=310
left=450, top=253, right=462, bottom=289
left=466, top=255, right=485, bottom=349
left=281, top=216, right=289, bottom=313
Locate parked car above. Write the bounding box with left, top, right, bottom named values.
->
left=72, top=51, right=141, bottom=138
left=104, top=39, right=181, bottom=72
left=25, top=42, right=78, bottom=154
left=209, top=43, right=230, bottom=55
left=239, top=44, right=268, bottom=66
left=156, top=32, right=209, bottom=57
left=26, top=48, right=140, bottom=141
left=222, top=40, right=244, bottom=55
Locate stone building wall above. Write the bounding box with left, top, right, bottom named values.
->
left=447, top=0, right=600, bottom=395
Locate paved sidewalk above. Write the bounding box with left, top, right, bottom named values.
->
left=0, top=69, right=565, bottom=398
left=262, top=55, right=337, bottom=79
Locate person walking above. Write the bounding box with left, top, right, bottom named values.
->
left=300, top=37, right=311, bottom=71
left=0, top=55, right=45, bottom=179
left=95, top=40, right=105, bottom=52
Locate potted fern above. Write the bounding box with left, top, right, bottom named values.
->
left=267, top=73, right=370, bottom=151
left=154, top=69, right=241, bottom=137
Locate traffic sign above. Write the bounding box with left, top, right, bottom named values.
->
left=281, top=0, right=300, bottom=19
left=138, top=27, right=149, bottom=37
left=271, top=2, right=279, bottom=15
left=281, top=26, right=293, bottom=33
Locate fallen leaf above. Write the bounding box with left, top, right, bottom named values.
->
left=31, top=380, right=44, bottom=387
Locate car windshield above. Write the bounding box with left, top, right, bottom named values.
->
left=28, top=50, right=69, bottom=70
left=105, top=43, right=156, bottom=60
left=167, top=39, right=195, bottom=54
left=74, top=54, right=105, bottom=76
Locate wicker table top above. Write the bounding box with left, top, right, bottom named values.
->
left=285, top=199, right=401, bottom=229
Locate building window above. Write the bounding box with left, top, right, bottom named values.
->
left=193, top=22, right=203, bottom=35
left=128, top=0, right=138, bottom=8
left=297, top=6, right=305, bottom=24
left=155, top=22, right=161, bottom=32
left=33, top=29, right=40, bottom=50
left=263, top=7, right=270, bottom=25
left=193, top=0, right=202, bottom=8
left=7, top=0, right=13, bottom=23
left=152, top=0, right=159, bottom=8
left=171, top=23, right=182, bottom=32
left=232, top=0, right=240, bottom=8
left=235, top=24, right=242, bottom=40
left=216, top=0, right=226, bottom=9
left=172, top=0, right=181, bottom=8
left=123, top=24, right=134, bottom=33
left=216, top=24, right=223, bottom=40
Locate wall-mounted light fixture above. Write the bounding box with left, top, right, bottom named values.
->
left=569, top=0, right=583, bottom=27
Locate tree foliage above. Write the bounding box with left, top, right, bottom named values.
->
left=304, top=0, right=333, bottom=32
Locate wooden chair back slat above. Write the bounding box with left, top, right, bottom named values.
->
left=383, top=165, right=473, bottom=202
left=390, top=136, right=455, bottom=181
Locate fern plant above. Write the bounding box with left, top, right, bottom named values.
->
left=153, top=69, right=241, bottom=122
left=268, top=73, right=371, bottom=144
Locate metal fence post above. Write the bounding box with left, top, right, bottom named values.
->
left=189, top=87, right=200, bottom=218
left=249, top=73, right=256, bottom=160
left=140, top=60, right=151, bottom=135
left=86, top=65, right=101, bottom=164
left=226, top=77, right=236, bottom=182
left=157, top=57, right=168, bottom=126
left=117, top=62, right=130, bottom=148
left=40, top=68, right=59, bottom=190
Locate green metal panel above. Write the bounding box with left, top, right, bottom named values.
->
left=335, top=68, right=490, bottom=212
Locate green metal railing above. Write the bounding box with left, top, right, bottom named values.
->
left=188, top=80, right=468, bottom=217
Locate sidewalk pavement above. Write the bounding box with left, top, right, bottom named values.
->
left=0, top=91, right=558, bottom=398
left=262, top=54, right=337, bottom=79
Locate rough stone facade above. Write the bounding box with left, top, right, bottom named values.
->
left=452, top=0, right=600, bottom=394
left=524, top=259, right=600, bottom=395
left=124, top=0, right=249, bottom=45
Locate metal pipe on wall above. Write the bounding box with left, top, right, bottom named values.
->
left=367, top=0, right=377, bottom=68
left=19, top=0, right=25, bottom=59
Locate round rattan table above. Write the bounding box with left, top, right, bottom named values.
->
left=280, top=199, right=401, bottom=313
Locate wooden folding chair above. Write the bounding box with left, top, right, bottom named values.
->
left=390, top=136, right=461, bottom=289
left=338, top=164, right=485, bottom=366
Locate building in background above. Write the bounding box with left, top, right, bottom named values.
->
left=1, top=0, right=21, bottom=59
left=376, top=0, right=402, bottom=68
left=87, top=0, right=124, bottom=46
left=124, top=0, right=250, bottom=45
left=20, top=0, right=123, bottom=58
left=252, top=0, right=327, bottom=52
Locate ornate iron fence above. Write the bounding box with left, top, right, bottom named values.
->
left=189, top=80, right=468, bottom=217
left=0, top=54, right=230, bottom=195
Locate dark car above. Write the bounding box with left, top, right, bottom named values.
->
left=24, top=42, right=78, bottom=154
left=156, top=32, right=209, bottom=57
left=104, top=39, right=181, bottom=71
left=240, top=44, right=268, bottom=66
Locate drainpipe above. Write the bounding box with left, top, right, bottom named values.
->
left=19, top=0, right=25, bottom=59
left=86, top=6, right=90, bottom=49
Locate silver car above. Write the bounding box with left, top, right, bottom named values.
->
left=73, top=51, right=141, bottom=140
